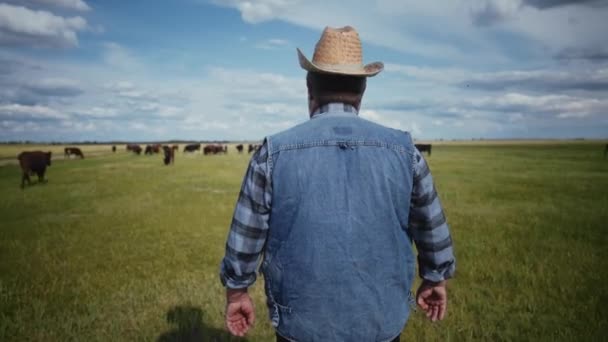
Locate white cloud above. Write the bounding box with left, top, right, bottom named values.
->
left=385, top=62, right=608, bottom=92
left=468, top=92, right=608, bottom=118
left=470, top=0, right=522, bottom=26
left=213, top=0, right=297, bottom=23
left=76, top=106, right=119, bottom=118
left=384, top=63, right=469, bottom=83
left=0, top=3, right=87, bottom=47
left=0, top=103, right=68, bottom=120
left=24, top=78, right=83, bottom=96
left=212, top=0, right=608, bottom=64
left=255, top=38, right=290, bottom=49
left=360, top=109, right=423, bottom=136
left=6, top=0, right=91, bottom=12
left=102, top=42, right=140, bottom=70
left=36, top=0, right=90, bottom=11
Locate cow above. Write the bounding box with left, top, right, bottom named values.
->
left=236, top=144, right=244, bottom=153
left=151, top=144, right=161, bottom=154
left=248, top=144, right=261, bottom=154
left=64, top=147, right=84, bottom=159
left=183, top=143, right=201, bottom=153
left=415, top=144, right=432, bottom=156
left=112, top=145, right=116, bottom=153
left=126, top=144, right=140, bottom=152
left=127, top=144, right=142, bottom=155
left=18, top=151, right=52, bottom=188
left=204, top=144, right=227, bottom=155
left=171, top=144, right=179, bottom=152
left=144, top=145, right=155, bottom=155
left=162, top=145, right=175, bottom=165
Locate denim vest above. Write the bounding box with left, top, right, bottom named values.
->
left=262, top=109, right=417, bottom=342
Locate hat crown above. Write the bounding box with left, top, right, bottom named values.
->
left=312, top=26, right=363, bottom=66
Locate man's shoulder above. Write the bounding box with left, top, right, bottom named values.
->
left=356, top=116, right=415, bottom=144
left=266, top=116, right=315, bottom=142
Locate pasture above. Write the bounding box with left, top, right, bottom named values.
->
left=0, top=142, right=607, bottom=341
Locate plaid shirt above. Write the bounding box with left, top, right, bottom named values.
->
left=220, top=103, right=455, bottom=289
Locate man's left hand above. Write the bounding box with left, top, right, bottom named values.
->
left=225, top=288, right=255, bottom=336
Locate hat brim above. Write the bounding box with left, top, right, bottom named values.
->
left=297, top=48, right=383, bottom=77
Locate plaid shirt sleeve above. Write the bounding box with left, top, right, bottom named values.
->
left=409, top=148, right=456, bottom=283
left=219, top=142, right=271, bottom=289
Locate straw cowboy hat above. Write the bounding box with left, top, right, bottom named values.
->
left=297, top=26, right=383, bottom=77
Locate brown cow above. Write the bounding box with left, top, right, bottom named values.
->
left=204, top=144, right=226, bottom=155
left=415, top=144, right=432, bottom=156
left=236, top=144, right=244, bottom=153
left=64, top=147, right=84, bottom=159
left=112, top=145, right=116, bottom=153
left=18, top=151, right=52, bottom=188
left=127, top=144, right=142, bottom=154
left=126, top=144, right=139, bottom=152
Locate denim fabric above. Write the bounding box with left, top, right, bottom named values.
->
left=262, top=109, right=417, bottom=342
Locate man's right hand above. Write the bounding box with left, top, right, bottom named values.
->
left=416, top=280, right=448, bottom=322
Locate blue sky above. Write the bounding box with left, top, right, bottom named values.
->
left=0, top=0, right=607, bottom=141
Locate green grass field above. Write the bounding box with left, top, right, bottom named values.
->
left=1, top=142, right=607, bottom=341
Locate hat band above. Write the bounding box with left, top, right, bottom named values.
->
left=313, top=62, right=367, bottom=72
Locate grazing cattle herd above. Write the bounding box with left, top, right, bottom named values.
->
left=14, top=143, right=608, bottom=188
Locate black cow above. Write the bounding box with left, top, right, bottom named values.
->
left=162, top=145, right=174, bottom=165
left=144, top=145, right=153, bottom=155
left=64, top=147, right=84, bottom=159
left=183, top=143, right=201, bottom=153
left=18, top=151, right=52, bottom=188
left=112, top=145, right=116, bottom=153
left=248, top=144, right=261, bottom=154
left=236, top=144, right=243, bottom=153
left=605, top=144, right=607, bottom=158
left=415, top=144, right=432, bottom=156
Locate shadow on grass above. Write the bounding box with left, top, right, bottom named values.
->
left=158, top=306, right=249, bottom=342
